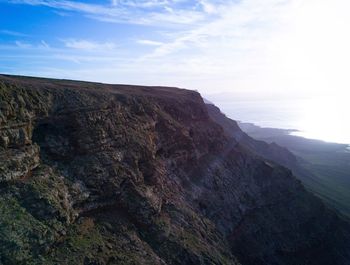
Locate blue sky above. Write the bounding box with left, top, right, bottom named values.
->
left=0, top=0, right=301, bottom=93
left=0, top=0, right=349, bottom=98
left=0, top=0, right=227, bottom=86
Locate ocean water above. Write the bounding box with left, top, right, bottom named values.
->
left=214, top=98, right=350, bottom=145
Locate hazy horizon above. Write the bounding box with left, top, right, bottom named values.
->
left=206, top=93, right=350, bottom=145
left=1, top=0, right=349, bottom=144
left=205, top=90, right=350, bottom=144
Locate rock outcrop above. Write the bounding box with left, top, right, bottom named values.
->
left=0, top=74, right=349, bottom=265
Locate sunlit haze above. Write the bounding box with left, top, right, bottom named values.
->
left=1, top=0, right=349, bottom=143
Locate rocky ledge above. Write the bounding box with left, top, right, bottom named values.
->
left=0, top=74, right=349, bottom=265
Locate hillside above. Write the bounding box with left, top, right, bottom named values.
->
left=239, top=122, right=350, bottom=218
left=0, top=75, right=350, bottom=265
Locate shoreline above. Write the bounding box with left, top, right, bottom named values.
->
left=238, top=121, right=350, bottom=149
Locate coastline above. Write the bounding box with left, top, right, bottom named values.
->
left=238, top=121, right=350, bottom=149
left=238, top=120, right=350, bottom=218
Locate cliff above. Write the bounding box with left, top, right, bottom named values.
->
left=205, top=103, right=299, bottom=170
left=0, top=74, right=349, bottom=265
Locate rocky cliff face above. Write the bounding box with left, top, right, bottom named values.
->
left=205, top=103, right=299, bottom=171
left=0, top=75, right=349, bottom=265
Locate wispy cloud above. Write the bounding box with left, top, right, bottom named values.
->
left=52, top=10, right=71, bottom=17
left=198, top=0, right=219, bottom=14
left=9, top=0, right=209, bottom=26
left=15, top=40, right=32, bottom=48
left=62, top=39, right=116, bottom=50
left=40, top=40, right=50, bottom=48
left=141, top=0, right=301, bottom=59
left=1, top=29, right=29, bottom=37
left=8, top=40, right=50, bottom=50
left=137, top=39, right=163, bottom=46
left=111, top=0, right=172, bottom=8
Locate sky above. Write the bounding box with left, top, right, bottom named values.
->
left=1, top=0, right=350, bottom=143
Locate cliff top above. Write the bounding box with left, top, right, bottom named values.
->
left=0, top=74, right=200, bottom=101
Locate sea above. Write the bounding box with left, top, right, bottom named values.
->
left=212, top=98, right=350, bottom=145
